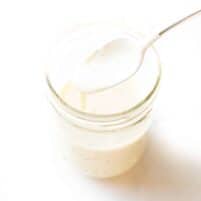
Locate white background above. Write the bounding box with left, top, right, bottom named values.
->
left=0, top=0, right=201, bottom=200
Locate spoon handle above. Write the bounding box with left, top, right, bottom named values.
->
left=141, top=9, right=201, bottom=51
left=159, top=9, right=201, bottom=36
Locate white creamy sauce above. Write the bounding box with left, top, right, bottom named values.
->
left=58, top=30, right=156, bottom=115
left=71, top=36, right=141, bottom=92
left=50, top=24, right=159, bottom=177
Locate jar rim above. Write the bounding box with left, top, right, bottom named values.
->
left=46, top=45, right=161, bottom=124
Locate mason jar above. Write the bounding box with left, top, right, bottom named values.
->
left=45, top=24, right=161, bottom=178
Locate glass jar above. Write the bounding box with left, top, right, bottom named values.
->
left=45, top=24, right=161, bottom=178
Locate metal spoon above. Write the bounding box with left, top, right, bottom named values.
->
left=72, top=9, right=201, bottom=93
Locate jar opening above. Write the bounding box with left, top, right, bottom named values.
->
left=46, top=25, right=161, bottom=130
